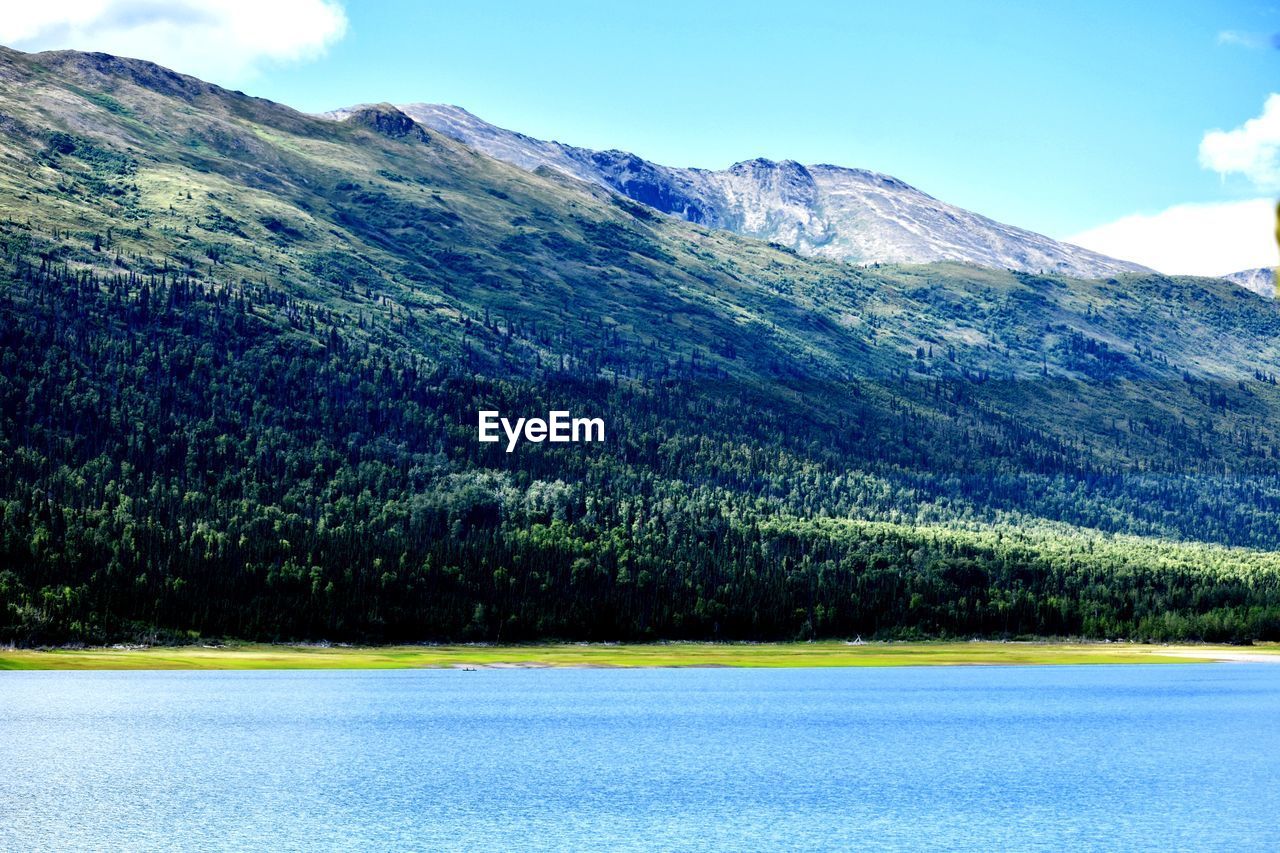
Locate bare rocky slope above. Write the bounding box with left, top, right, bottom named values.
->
left=324, top=103, right=1150, bottom=279
left=1224, top=267, right=1276, bottom=298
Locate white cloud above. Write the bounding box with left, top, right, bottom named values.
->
left=1216, top=30, right=1267, bottom=49
left=1065, top=198, right=1277, bottom=277
left=0, top=1, right=348, bottom=84
left=1199, top=93, right=1280, bottom=190
left=1071, top=98, right=1280, bottom=277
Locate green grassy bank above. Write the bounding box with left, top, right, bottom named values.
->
left=3, top=641, right=1279, bottom=670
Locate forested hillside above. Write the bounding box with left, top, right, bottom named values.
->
left=2, top=46, right=1280, bottom=644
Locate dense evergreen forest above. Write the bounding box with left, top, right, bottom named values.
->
left=3, top=46, right=1280, bottom=644
left=3, top=260, right=1280, bottom=645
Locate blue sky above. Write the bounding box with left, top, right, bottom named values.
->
left=3, top=1, right=1278, bottom=273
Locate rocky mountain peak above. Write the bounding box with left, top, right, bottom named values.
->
left=344, top=104, right=429, bottom=141
left=1223, top=267, right=1277, bottom=298
left=323, top=102, right=1153, bottom=279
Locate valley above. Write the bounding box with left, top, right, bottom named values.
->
left=2, top=47, right=1280, bottom=645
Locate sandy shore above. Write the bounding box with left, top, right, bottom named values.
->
left=1152, top=649, right=1280, bottom=664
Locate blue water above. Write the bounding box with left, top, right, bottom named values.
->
left=1, top=665, right=1278, bottom=851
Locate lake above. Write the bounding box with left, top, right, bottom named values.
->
left=1, top=664, right=1277, bottom=851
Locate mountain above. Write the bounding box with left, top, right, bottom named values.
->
left=4, top=46, right=1280, bottom=645
left=1224, top=267, right=1276, bottom=298
left=323, top=103, right=1150, bottom=280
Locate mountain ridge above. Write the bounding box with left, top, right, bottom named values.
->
left=322, top=102, right=1151, bottom=279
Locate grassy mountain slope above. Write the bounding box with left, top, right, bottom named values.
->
left=3, top=47, right=1280, bottom=643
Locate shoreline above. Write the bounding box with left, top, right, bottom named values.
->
left=3, top=641, right=1280, bottom=671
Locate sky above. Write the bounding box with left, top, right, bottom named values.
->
left=1, top=0, right=1277, bottom=275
